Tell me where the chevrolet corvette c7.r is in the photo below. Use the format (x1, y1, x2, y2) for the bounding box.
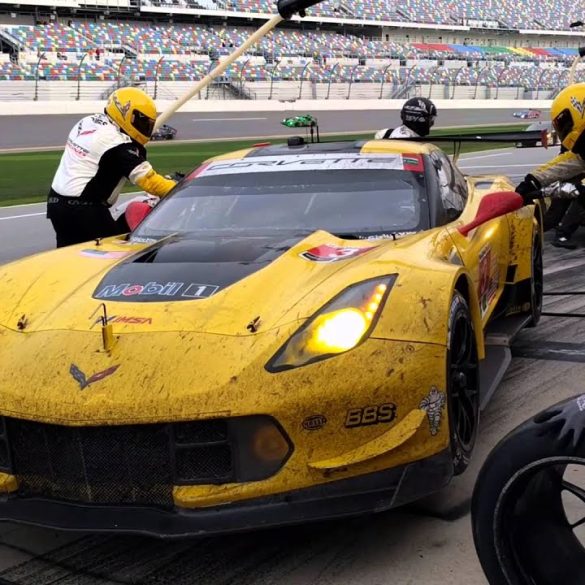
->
(0, 138, 542, 536)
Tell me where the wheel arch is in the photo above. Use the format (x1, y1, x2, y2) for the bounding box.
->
(454, 273, 485, 360)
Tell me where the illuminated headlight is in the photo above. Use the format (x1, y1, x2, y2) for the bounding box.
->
(267, 275, 397, 372)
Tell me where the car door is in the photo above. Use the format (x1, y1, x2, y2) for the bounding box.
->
(435, 152, 512, 323)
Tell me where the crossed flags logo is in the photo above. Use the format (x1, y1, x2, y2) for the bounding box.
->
(571, 95, 585, 118)
(69, 363, 119, 390)
(112, 94, 131, 118)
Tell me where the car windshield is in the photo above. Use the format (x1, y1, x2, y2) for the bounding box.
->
(527, 122, 550, 131)
(131, 153, 429, 241)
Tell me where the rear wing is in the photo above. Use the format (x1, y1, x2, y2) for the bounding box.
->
(387, 129, 549, 162)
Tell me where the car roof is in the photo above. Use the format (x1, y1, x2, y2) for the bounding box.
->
(207, 139, 439, 163)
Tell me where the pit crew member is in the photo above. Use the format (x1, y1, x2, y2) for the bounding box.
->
(516, 83, 585, 248)
(47, 87, 176, 247)
(375, 97, 437, 139)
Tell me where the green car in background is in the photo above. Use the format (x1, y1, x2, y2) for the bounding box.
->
(281, 114, 318, 128)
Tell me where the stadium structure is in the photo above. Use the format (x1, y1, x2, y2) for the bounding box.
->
(0, 0, 584, 101)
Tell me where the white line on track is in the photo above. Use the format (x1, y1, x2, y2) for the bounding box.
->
(460, 151, 513, 161)
(191, 117, 268, 122)
(0, 212, 45, 221)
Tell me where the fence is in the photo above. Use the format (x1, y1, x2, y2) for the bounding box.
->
(1, 61, 582, 101)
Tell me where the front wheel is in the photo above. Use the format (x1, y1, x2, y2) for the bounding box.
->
(527, 224, 543, 327)
(447, 292, 480, 475)
(472, 395, 585, 585)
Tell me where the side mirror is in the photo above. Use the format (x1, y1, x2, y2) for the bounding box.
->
(125, 201, 153, 231)
(458, 191, 523, 237)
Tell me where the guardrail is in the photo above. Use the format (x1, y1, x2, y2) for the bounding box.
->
(0, 97, 554, 116)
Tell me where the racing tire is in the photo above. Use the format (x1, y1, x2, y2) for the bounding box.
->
(526, 224, 543, 327)
(472, 395, 585, 585)
(447, 292, 480, 476)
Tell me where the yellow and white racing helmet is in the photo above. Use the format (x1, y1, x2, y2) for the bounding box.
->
(551, 83, 585, 151)
(105, 87, 157, 145)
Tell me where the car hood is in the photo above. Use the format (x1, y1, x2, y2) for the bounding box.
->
(0, 231, 423, 336)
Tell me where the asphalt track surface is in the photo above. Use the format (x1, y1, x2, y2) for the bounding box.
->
(0, 108, 533, 149)
(2, 146, 585, 584)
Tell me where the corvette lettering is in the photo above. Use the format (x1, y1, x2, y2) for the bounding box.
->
(66, 138, 90, 158)
(197, 153, 406, 177)
(95, 281, 219, 299)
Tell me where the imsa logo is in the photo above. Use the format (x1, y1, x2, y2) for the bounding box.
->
(345, 403, 397, 428)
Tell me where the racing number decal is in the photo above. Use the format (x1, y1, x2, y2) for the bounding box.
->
(478, 245, 498, 317)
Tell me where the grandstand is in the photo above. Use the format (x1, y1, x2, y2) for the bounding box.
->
(0, 0, 584, 100)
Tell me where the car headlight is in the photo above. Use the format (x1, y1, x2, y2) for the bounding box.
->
(267, 275, 397, 372)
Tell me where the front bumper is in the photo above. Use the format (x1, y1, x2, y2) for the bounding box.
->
(0, 449, 452, 537)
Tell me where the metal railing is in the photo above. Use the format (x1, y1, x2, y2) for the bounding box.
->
(1, 60, 575, 101)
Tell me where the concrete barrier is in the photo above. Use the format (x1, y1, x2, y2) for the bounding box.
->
(0, 98, 553, 116)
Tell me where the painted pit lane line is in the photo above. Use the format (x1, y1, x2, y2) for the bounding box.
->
(0, 212, 45, 221)
(512, 341, 585, 363)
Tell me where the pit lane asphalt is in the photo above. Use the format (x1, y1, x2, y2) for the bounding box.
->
(1, 145, 582, 585)
(0, 108, 533, 149)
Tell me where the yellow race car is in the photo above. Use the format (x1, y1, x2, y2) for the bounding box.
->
(0, 138, 542, 536)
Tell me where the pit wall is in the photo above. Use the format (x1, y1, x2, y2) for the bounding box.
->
(0, 98, 553, 116)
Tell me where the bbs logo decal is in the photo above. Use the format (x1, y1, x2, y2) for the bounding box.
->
(571, 96, 585, 118)
(345, 403, 397, 428)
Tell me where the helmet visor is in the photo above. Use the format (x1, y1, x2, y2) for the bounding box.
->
(132, 109, 155, 139)
(553, 108, 574, 143)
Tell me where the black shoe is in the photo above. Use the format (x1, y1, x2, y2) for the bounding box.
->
(552, 234, 577, 249)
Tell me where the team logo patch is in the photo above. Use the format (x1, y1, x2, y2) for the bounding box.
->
(419, 386, 446, 436)
(69, 363, 119, 390)
(112, 94, 131, 118)
(300, 244, 375, 263)
(571, 96, 585, 118)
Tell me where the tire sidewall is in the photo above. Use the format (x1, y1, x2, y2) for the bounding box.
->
(472, 396, 585, 585)
(528, 223, 543, 327)
(447, 292, 479, 475)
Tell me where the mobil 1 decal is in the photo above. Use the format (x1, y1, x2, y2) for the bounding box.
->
(94, 281, 219, 302)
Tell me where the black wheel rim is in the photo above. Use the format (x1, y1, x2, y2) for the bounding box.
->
(449, 312, 479, 451)
(494, 457, 585, 585)
(531, 235, 544, 318)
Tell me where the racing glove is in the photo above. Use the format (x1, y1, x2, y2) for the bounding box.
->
(515, 174, 542, 205)
(130, 162, 177, 198)
(165, 171, 186, 182)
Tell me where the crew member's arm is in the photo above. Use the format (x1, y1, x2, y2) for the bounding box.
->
(106, 142, 177, 199)
(517, 150, 585, 203)
(129, 161, 176, 198)
(532, 150, 585, 187)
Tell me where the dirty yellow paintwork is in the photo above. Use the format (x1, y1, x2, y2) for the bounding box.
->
(0, 473, 17, 493)
(0, 139, 539, 510)
(308, 409, 427, 470)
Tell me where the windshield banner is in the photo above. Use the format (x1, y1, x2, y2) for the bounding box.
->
(195, 153, 413, 177)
